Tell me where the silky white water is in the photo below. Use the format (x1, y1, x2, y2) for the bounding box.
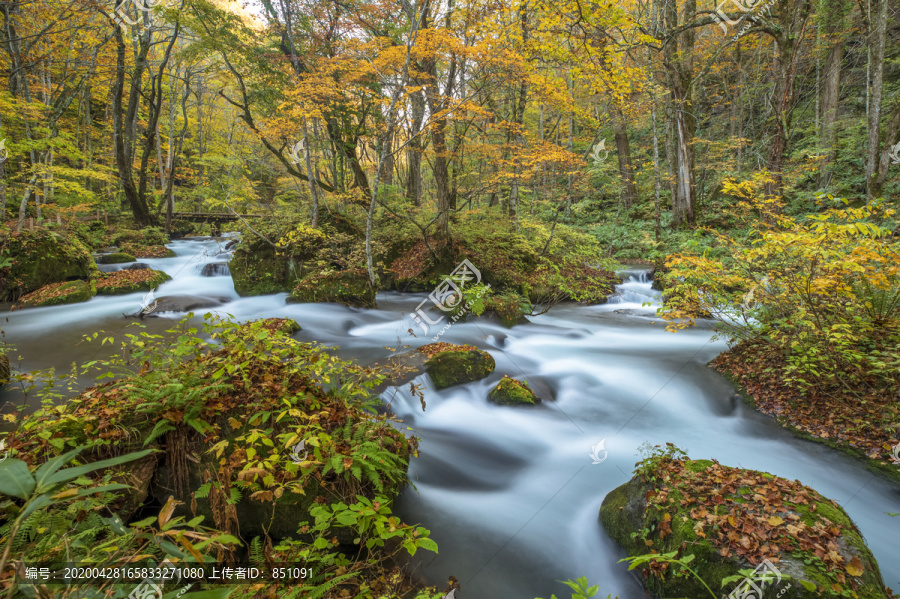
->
(2, 240, 897, 599)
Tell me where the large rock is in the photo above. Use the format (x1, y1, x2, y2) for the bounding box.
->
(288, 269, 376, 308)
(18, 280, 94, 307)
(95, 269, 171, 295)
(419, 343, 495, 389)
(488, 376, 539, 405)
(96, 252, 136, 264)
(200, 262, 231, 277)
(0, 229, 94, 301)
(230, 239, 292, 296)
(143, 294, 230, 314)
(600, 452, 892, 599)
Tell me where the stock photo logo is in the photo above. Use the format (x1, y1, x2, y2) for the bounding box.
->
(289, 438, 308, 464)
(126, 559, 188, 599)
(890, 442, 900, 465)
(589, 139, 610, 164)
(889, 140, 900, 166)
(741, 277, 768, 311)
(0, 438, 8, 463)
(409, 259, 490, 340)
(288, 139, 306, 166)
(725, 558, 790, 599)
(112, 0, 180, 31)
(711, 0, 775, 36)
(0, 138, 8, 164)
(589, 439, 608, 464)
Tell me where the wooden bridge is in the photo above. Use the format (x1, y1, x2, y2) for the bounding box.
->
(171, 212, 264, 223)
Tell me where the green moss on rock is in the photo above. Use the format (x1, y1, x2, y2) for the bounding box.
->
(230, 240, 292, 296)
(599, 453, 892, 599)
(96, 252, 136, 264)
(0, 229, 94, 300)
(18, 280, 94, 307)
(424, 348, 495, 389)
(288, 269, 375, 308)
(488, 376, 539, 405)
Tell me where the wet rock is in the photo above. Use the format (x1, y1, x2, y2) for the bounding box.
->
(420, 344, 496, 389)
(18, 280, 94, 307)
(125, 263, 152, 270)
(95, 269, 171, 295)
(488, 376, 540, 405)
(600, 455, 893, 599)
(288, 269, 376, 308)
(96, 252, 136, 264)
(145, 294, 230, 314)
(200, 262, 231, 277)
(224, 240, 239, 251)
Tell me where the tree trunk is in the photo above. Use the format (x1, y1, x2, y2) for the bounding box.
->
(818, 39, 842, 189)
(614, 109, 638, 209)
(865, 0, 889, 197)
(406, 87, 425, 206)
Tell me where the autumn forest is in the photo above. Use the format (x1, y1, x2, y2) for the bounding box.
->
(0, 0, 899, 596)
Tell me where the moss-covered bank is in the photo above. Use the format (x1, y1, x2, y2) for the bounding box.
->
(0, 228, 95, 301)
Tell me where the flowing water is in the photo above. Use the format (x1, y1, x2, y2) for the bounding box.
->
(1, 240, 898, 598)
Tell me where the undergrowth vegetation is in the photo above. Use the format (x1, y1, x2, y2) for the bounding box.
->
(0, 316, 442, 598)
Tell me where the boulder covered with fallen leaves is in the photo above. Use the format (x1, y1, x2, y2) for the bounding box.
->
(418, 343, 495, 389)
(17, 280, 94, 307)
(488, 376, 539, 405)
(94, 268, 171, 295)
(600, 446, 893, 599)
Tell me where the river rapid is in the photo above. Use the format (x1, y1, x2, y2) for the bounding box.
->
(1, 237, 898, 599)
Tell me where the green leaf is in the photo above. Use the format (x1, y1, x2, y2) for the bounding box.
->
(0, 459, 36, 500)
(799, 580, 817, 591)
(40, 449, 154, 490)
(415, 538, 438, 553)
(32, 447, 82, 489)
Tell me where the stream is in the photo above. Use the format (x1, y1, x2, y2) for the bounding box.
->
(1, 237, 898, 599)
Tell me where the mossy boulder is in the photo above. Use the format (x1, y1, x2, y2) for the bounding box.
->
(8, 320, 413, 544)
(600, 452, 892, 599)
(95, 269, 171, 295)
(121, 244, 176, 259)
(288, 269, 376, 308)
(18, 280, 94, 307)
(230, 239, 292, 296)
(110, 227, 169, 247)
(96, 252, 136, 264)
(418, 343, 495, 389)
(488, 376, 539, 405)
(0, 229, 95, 301)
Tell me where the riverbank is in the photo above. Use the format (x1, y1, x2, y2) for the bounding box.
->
(713, 341, 900, 487)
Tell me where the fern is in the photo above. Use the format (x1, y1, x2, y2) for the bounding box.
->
(144, 419, 176, 446)
(249, 536, 265, 565)
(305, 571, 356, 599)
